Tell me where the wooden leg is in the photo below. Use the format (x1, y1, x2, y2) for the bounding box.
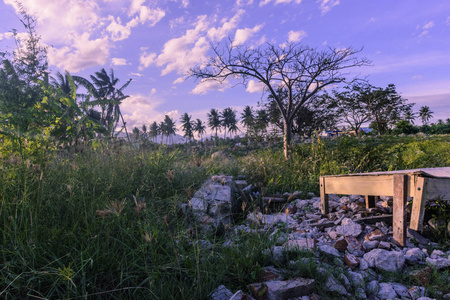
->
(320, 176, 329, 215)
(410, 177, 428, 231)
(393, 174, 408, 246)
(365, 195, 377, 209)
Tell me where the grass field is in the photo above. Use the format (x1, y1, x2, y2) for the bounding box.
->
(1, 135, 450, 299)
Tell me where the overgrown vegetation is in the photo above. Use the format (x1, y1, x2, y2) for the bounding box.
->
(1, 135, 450, 299)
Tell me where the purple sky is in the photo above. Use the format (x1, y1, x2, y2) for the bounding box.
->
(1, 0, 449, 133)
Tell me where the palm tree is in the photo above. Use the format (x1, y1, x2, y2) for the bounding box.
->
(404, 111, 416, 125)
(194, 119, 207, 140)
(74, 68, 132, 141)
(132, 126, 140, 140)
(255, 109, 269, 136)
(207, 108, 222, 138)
(141, 124, 147, 139)
(419, 106, 433, 125)
(163, 115, 177, 144)
(159, 121, 166, 144)
(241, 105, 255, 136)
(221, 107, 238, 138)
(180, 113, 194, 141)
(149, 121, 159, 143)
(52, 71, 73, 96)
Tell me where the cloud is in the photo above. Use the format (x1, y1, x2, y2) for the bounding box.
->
(418, 30, 429, 38)
(106, 16, 132, 41)
(236, 0, 254, 6)
(207, 10, 244, 42)
(446, 16, 450, 26)
(128, 0, 165, 26)
(191, 79, 231, 94)
(246, 80, 265, 93)
(141, 11, 244, 76)
(412, 75, 423, 80)
(317, 0, 340, 14)
(112, 57, 128, 66)
(48, 33, 110, 72)
(0, 32, 14, 41)
(288, 30, 307, 42)
(423, 21, 434, 29)
(369, 17, 376, 23)
(181, 0, 189, 8)
(260, 0, 302, 6)
(139, 52, 157, 70)
(232, 24, 263, 46)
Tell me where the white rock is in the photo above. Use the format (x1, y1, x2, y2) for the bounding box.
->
(348, 271, 365, 288)
(339, 196, 351, 204)
(430, 249, 446, 259)
(189, 198, 207, 212)
(318, 244, 341, 257)
(366, 280, 379, 296)
(324, 274, 348, 296)
(377, 283, 398, 300)
(363, 249, 405, 272)
(336, 218, 362, 237)
(405, 248, 427, 265)
(391, 283, 409, 298)
(426, 257, 450, 269)
(363, 240, 380, 251)
(208, 285, 234, 300)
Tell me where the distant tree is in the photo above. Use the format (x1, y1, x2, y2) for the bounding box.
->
(404, 111, 416, 124)
(419, 106, 433, 125)
(141, 123, 147, 139)
(159, 121, 166, 144)
(241, 106, 255, 136)
(132, 127, 140, 140)
(221, 107, 238, 138)
(149, 121, 159, 143)
(254, 109, 269, 136)
(190, 41, 369, 159)
(194, 118, 206, 140)
(180, 113, 194, 140)
(163, 115, 177, 144)
(207, 108, 222, 138)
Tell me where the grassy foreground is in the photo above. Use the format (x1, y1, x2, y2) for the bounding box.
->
(1, 135, 450, 299)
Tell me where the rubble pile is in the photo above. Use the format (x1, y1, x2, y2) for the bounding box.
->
(181, 176, 450, 300)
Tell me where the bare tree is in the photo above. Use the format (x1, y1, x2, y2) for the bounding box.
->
(190, 41, 369, 159)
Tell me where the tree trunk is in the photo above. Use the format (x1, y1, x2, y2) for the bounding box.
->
(283, 119, 292, 160)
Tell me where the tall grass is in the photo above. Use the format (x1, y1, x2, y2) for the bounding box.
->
(1, 135, 450, 298)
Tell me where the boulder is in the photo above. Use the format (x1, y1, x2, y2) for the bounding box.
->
(336, 218, 362, 237)
(377, 283, 398, 300)
(363, 249, 405, 272)
(208, 285, 234, 300)
(249, 278, 315, 300)
(405, 248, 427, 265)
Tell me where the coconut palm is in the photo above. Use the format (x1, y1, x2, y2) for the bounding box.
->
(163, 115, 177, 144)
(194, 119, 207, 140)
(241, 105, 255, 136)
(74, 68, 132, 141)
(149, 121, 159, 143)
(141, 124, 147, 139)
(419, 106, 433, 125)
(180, 113, 194, 141)
(221, 107, 238, 138)
(207, 108, 222, 138)
(404, 111, 416, 125)
(132, 127, 140, 140)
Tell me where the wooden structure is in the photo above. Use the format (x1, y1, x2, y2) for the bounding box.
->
(319, 168, 450, 246)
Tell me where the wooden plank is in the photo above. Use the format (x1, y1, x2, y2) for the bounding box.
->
(393, 174, 408, 246)
(320, 176, 329, 215)
(365, 195, 377, 209)
(410, 177, 427, 231)
(424, 178, 450, 201)
(354, 214, 392, 225)
(324, 175, 394, 196)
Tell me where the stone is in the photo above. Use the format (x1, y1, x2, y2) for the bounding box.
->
(363, 240, 380, 251)
(405, 248, 427, 265)
(229, 290, 255, 300)
(365, 229, 387, 241)
(339, 196, 351, 204)
(391, 283, 410, 298)
(378, 241, 391, 250)
(189, 198, 207, 212)
(428, 217, 446, 230)
(409, 286, 426, 300)
(318, 244, 341, 258)
(334, 238, 348, 252)
(323, 274, 348, 296)
(366, 280, 379, 296)
(377, 283, 398, 300)
(363, 249, 405, 272)
(430, 249, 446, 259)
(345, 235, 364, 256)
(337, 273, 350, 287)
(359, 257, 369, 270)
(295, 200, 310, 210)
(208, 285, 234, 300)
(283, 239, 316, 251)
(407, 228, 430, 245)
(347, 271, 365, 288)
(416, 297, 436, 300)
(336, 218, 362, 237)
(344, 253, 360, 268)
(426, 257, 450, 269)
(355, 287, 367, 299)
(249, 278, 315, 300)
(235, 180, 248, 189)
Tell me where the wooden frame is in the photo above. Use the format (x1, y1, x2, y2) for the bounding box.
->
(319, 168, 450, 246)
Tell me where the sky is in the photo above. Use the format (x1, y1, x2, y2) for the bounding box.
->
(1, 0, 449, 134)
